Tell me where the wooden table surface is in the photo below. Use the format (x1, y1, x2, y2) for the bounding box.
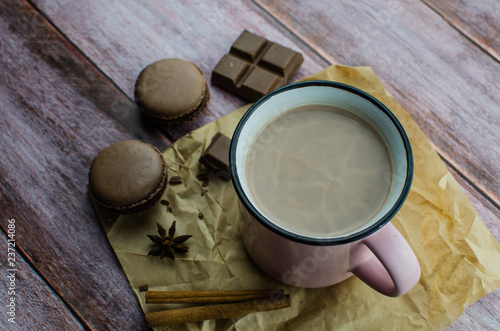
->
(1, 0, 498, 329)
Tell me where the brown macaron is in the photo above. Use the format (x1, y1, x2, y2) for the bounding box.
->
(134, 58, 209, 125)
(89, 140, 168, 214)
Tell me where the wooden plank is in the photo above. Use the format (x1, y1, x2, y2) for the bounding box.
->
(447, 168, 500, 329)
(29, 0, 326, 140)
(0, 233, 85, 330)
(0, 0, 170, 329)
(252, 0, 500, 221)
(17, 0, 499, 329)
(423, 0, 499, 61)
(448, 289, 500, 330)
(449, 165, 499, 242)
(1, 0, 321, 329)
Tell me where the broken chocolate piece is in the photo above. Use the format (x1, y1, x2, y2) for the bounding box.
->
(211, 30, 303, 102)
(198, 212, 204, 220)
(169, 176, 183, 185)
(197, 170, 210, 187)
(199, 132, 232, 181)
(160, 199, 173, 213)
(196, 171, 209, 180)
(139, 284, 149, 292)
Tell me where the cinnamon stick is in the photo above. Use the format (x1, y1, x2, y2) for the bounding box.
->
(145, 289, 283, 304)
(145, 294, 291, 327)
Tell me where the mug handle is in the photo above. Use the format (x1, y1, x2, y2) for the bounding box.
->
(349, 222, 420, 297)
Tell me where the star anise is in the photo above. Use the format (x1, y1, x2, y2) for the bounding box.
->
(147, 221, 191, 259)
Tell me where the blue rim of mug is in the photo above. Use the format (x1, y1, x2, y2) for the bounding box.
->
(229, 80, 414, 245)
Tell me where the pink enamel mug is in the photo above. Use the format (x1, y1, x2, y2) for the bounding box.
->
(229, 81, 420, 297)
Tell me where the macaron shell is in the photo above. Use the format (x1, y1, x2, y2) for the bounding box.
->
(160, 82, 210, 126)
(89, 140, 167, 212)
(134, 58, 207, 121)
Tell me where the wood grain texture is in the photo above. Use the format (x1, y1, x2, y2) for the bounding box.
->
(449, 165, 500, 242)
(423, 0, 500, 60)
(0, 0, 322, 329)
(29, 0, 326, 140)
(254, 0, 500, 211)
(0, 234, 85, 330)
(0, 0, 497, 330)
(448, 167, 500, 329)
(0, 0, 168, 329)
(448, 288, 500, 331)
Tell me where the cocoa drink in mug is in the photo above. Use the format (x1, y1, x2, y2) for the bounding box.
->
(230, 81, 420, 296)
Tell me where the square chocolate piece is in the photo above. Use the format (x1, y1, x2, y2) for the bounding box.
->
(211, 54, 250, 95)
(241, 67, 283, 102)
(199, 132, 232, 181)
(231, 32, 268, 62)
(260, 43, 300, 76)
(212, 30, 304, 102)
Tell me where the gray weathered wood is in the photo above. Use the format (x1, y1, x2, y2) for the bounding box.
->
(0, 0, 168, 329)
(0, 0, 497, 329)
(0, 234, 85, 330)
(29, 0, 326, 139)
(423, 0, 499, 60)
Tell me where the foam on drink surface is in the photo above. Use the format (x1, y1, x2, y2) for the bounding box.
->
(246, 105, 392, 238)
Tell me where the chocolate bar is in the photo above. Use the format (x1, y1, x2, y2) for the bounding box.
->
(211, 31, 304, 102)
(199, 132, 232, 181)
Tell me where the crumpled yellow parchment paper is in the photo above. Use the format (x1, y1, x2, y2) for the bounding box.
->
(91, 65, 500, 330)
